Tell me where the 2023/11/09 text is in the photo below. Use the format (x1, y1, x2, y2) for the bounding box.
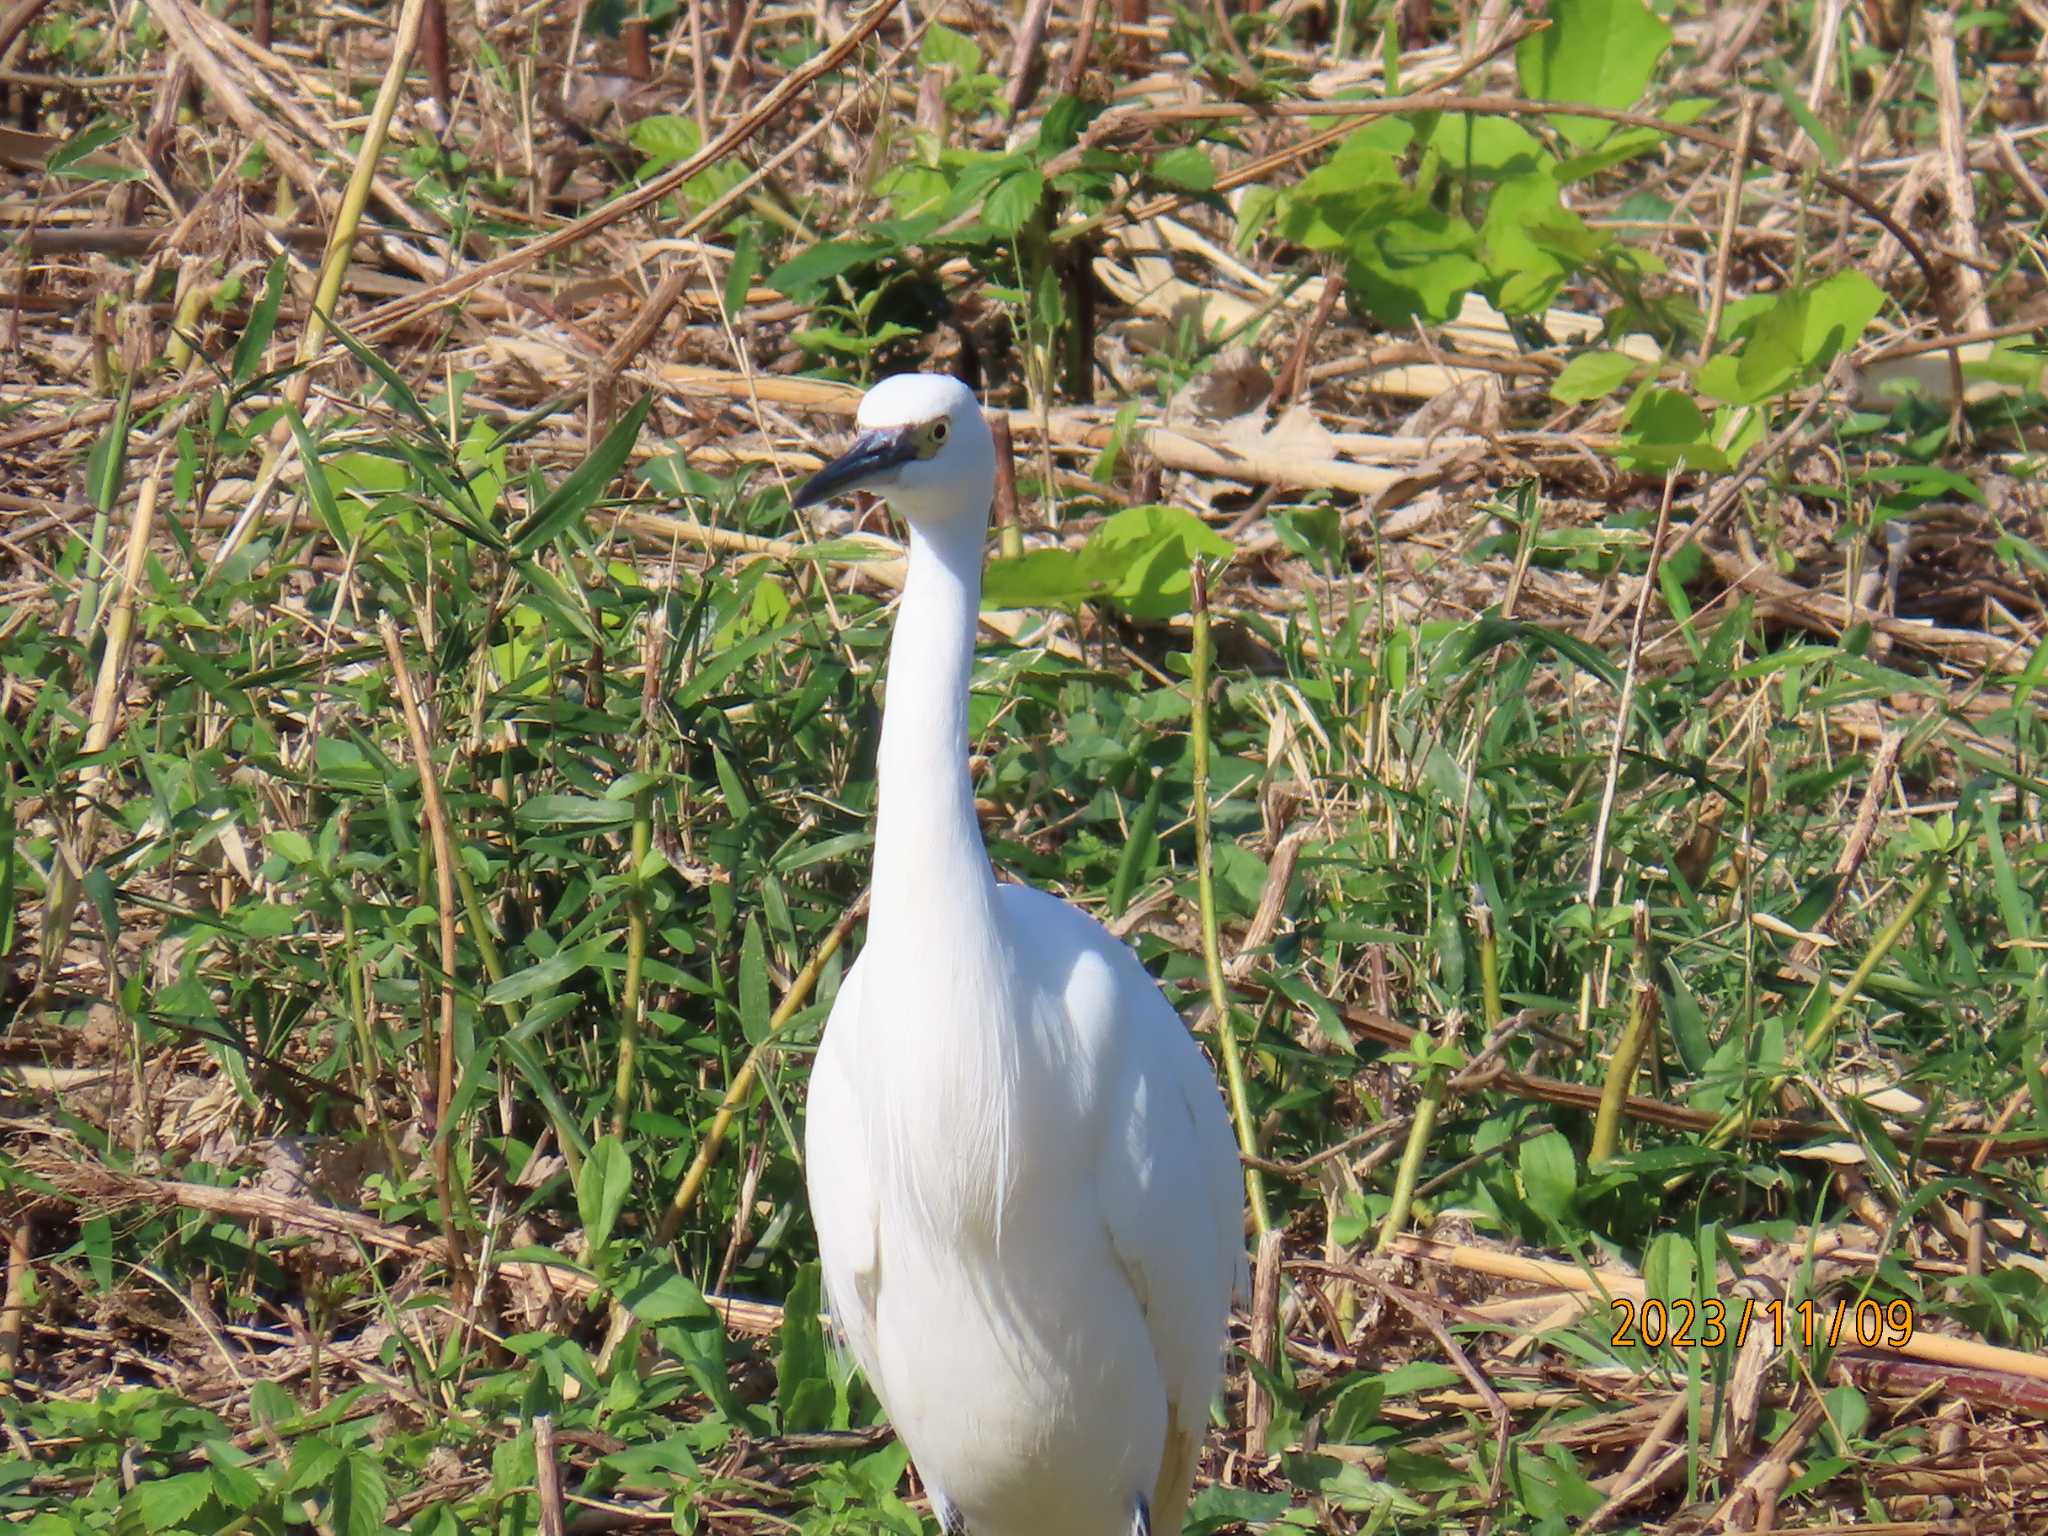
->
(1610, 1295, 1918, 1351)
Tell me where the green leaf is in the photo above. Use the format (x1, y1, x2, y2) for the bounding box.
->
(234, 256, 289, 388)
(48, 117, 144, 181)
(1422, 114, 1545, 178)
(1342, 207, 1487, 326)
(1516, 0, 1672, 144)
(1518, 1131, 1577, 1224)
(286, 1435, 345, 1494)
(766, 239, 889, 303)
(513, 794, 636, 827)
(1617, 386, 1726, 471)
(1728, 271, 1885, 403)
(87, 378, 132, 516)
(1149, 147, 1217, 192)
(328, 1454, 388, 1536)
(630, 114, 701, 171)
(777, 1264, 831, 1431)
(578, 1135, 632, 1254)
(984, 170, 1046, 236)
(920, 21, 981, 73)
(619, 1259, 714, 1324)
(739, 916, 771, 1044)
(984, 505, 1232, 618)
(283, 403, 345, 546)
(485, 944, 597, 1005)
(723, 225, 761, 320)
(1552, 350, 1644, 403)
(127, 1472, 213, 1531)
(509, 393, 652, 553)
(1642, 1231, 1697, 1310)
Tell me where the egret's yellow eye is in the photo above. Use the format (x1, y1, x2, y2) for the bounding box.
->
(932, 420, 949, 443)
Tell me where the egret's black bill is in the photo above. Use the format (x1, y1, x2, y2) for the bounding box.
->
(793, 427, 918, 509)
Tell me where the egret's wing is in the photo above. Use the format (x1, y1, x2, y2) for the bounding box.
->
(1000, 885, 1242, 1523)
(1088, 953, 1244, 1536)
(804, 958, 884, 1384)
(1092, 978, 1244, 1400)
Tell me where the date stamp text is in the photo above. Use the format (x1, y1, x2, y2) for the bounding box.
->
(1610, 1296, 1918, 1351)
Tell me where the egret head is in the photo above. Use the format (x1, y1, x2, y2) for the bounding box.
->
(793, 373, 994, 533)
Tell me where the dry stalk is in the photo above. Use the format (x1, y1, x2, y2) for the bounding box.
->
(377, 618, 470, 1303)
(534, 1414, 567, 1536)
(1700, 98, 1758, 364)
(1577, 471, 1679, 1038)
(0, 1214, 30, 1392)
(1243, 1227, 1284, 1460)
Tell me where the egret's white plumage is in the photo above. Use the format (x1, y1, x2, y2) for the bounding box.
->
(798, 374, 1245, 1536)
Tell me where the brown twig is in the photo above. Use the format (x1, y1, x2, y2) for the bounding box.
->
(589, 265, 691, 449)
(1004, 0, 1053, 115)
(1244, 1228, 1284, 1460)
(535, 1414, 568, 1536)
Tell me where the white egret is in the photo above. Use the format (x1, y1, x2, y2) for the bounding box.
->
(797, 374, 1246, 1536)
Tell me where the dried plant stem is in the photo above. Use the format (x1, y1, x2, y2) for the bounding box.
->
(1577, 471, 1678, 1035)
(1699, 98, 1757, 364)
(349, 0, 903, 342)
(1190, 562, 1272, 1237)
(535, 1414, 567, 1536)
(34, 441, 151, 1011)
(990, 414, 1023, 561)
(377, 619, 470, 1299)
(1243, 1227, 1284, 1459)
(0, 1213, 28, 1391)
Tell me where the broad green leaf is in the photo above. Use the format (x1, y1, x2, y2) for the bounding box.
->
(234, 256, 289, 388)
(767, 239, 889, 303)
(286, 1435, 345, 1494)
(1642, 1231, 1697, 1311)
(1552, 350, 1644, 403)
(514, 793, 636, 827)
(328, 1454, 388, 1536)
(920, 21, 981, 72)
(578, 1135, 632, 1253)
(619, 1259, 715, 1323)
(739, 916, 771, 1044)
(1617, 387, 1726, 471)
(1516, 0, 1672, 144)
(126, 1472, 213, 1531)
(1149, 147, 1217, 192)
(485, 944, 597, 1006)
(630, 113, 701, 170)
(1342, 207, 1486, 326)
(984, 504, 1231, 618)
(984, 170, 1046, 236)
(1423, 114, 1545, 177)
(777, 1264, 831, 1432)
(1518, 1131, 1577, 1223)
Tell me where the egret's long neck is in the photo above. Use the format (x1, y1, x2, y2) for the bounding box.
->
(870, 512, 997, 942)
